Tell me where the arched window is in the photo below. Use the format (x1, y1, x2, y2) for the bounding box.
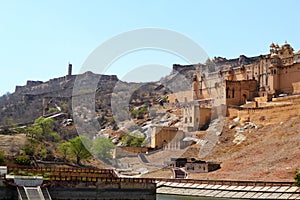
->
(242, 94, 247, 103)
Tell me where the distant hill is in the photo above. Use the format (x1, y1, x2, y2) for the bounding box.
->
(0, 72, 117, 125)
(0, 65, 197, 126)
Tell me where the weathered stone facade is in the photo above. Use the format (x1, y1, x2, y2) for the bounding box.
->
(182, 100, 212, 131)
(174, 42, 300, 131)
(185, 160, 221, 173)
(226, 80, 258, 106)
(150, 126, 189, 149)
(219, 42, 300, 98)
(168, 158, 221, 173)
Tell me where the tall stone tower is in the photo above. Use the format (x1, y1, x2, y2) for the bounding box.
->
(268, 44, 281, 94)
(66, 63, 72, 80)
(68, 63, 72, 76)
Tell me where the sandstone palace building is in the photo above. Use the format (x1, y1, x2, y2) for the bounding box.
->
(219, 41, 300, 102)
(169, 42, 300, 131)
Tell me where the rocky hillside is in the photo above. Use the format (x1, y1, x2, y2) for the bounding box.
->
(143, 100, 300, 181)
(0, 72, 118, 125)
(0, 72, 174, 127)
(197, 102, 300, 181)
(0, 61, 201, 127)
(1, 64, 300, 182)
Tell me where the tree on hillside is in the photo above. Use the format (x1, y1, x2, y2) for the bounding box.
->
(27, 117, 60, 142)
(15, 154, 31, 165)
(26, 126, 43, 140)
(34, 117, 54, 135)
(23, 144, 35, 156)
(57, 141, 70, 161)
(0, 150, 6, 164)
(68, 136, 92, 165)
(294, 172, 300, 187)
(60, 102, 69, 112)
(121, 133, 146, 147)
(93, 137, 114, 163)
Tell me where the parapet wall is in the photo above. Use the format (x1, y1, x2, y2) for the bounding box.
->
(172, 64, 196, 72)
(0, 184, 156, 200)
(49, 186, 156, 200)
(227, 102, 296, 121)
(26, 80, 43, 86)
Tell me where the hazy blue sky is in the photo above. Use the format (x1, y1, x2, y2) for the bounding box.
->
(1, 0, 300, 95)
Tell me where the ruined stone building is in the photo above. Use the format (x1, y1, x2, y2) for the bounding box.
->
(168, 158, 221, 173)
(150, 126, 191, 149)
(182, 98, 212, 132)
(184, 160, 220, 173)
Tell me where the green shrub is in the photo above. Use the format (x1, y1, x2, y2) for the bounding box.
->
(131, 106, 148, 119)
(15, 155, 31, 165)
(295, 172, 300, 187)
(14, 127, 25, 133)
(93, 137, 114, 162)
(18, 170, 27, 176)
(40, 149, 47, 158)
(0, 150, 5, 164)
(161, 95, 168, 102)
(43, 172, 51, 180)
(23, 145, 35, 156)
(27, 172, 34, 176)
(47, 107, 59, 114)
(61, 102, 69, 111)
(121, 133, 145, 147)
(46, 132, 60, 142)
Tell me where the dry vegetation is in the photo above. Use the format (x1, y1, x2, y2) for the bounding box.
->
(144, 102, 300, 182)
(1, 97, 300, 182)
(201, 103, 300, 181)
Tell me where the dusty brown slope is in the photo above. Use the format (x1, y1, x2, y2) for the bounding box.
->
(143, 102, 300, 181)
(190, 103, 300, 181)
